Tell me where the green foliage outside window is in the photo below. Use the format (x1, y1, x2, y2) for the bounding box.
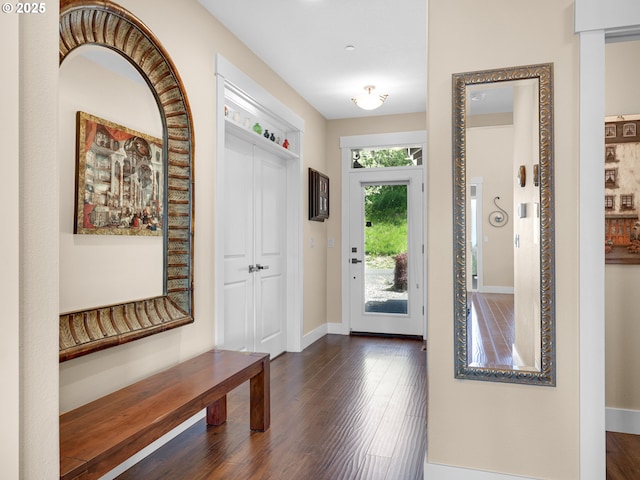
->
(362, 149, 411, 258)
(357, 148, 414, 169)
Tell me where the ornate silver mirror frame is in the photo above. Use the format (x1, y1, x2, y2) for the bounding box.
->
(59, 0, 194, 361)
(452, 63, 555, 385)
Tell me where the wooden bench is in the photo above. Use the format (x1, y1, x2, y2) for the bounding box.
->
(59, 349, 270, 480)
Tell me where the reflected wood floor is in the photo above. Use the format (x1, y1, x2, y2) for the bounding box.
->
(467, 292, 514, 368)
(116, 335, 426, 480)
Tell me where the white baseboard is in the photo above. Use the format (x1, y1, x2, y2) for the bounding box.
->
(425, 460, 536, 479)
(328, 321, 349, 335)
(606, 407, 640, 435)
(301, 322, 349, 350)
(512, 344, 524, 369)
(301, 323, 328, 350)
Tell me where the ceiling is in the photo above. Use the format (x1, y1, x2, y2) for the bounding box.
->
(198, 0, 426, 120)
(468, 84, 515, 116)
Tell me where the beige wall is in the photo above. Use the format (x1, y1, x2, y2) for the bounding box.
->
(427, 0, 580, 478)
(1, 11, 20, 478)
(59, 0, 328, 411)
(5, 5, 61, 478)
(605, 39, 640, 410)
(324, 113, 427, 327)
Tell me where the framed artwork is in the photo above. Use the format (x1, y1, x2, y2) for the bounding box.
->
(604, 115, 640, 263)
(309, 168, 329, 221)
(75, 111, 163, 236)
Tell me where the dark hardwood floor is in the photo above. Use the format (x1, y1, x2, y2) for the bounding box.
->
(607, 431, 640, 479)
(117, 334, 426, 480)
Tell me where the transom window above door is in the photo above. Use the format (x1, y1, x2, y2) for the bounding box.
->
(351, 146, 423, 169)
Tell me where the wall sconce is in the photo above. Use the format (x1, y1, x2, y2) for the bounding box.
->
(351, 85, 388, 110)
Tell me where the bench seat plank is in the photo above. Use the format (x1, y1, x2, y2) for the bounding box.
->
(60, 350, 269, 480)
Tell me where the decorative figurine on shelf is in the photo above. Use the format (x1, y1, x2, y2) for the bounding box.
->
(263, 129, 270, 138)
(253, 123, 262, 134)
(282, 138, 290, 149)
(270, 132, 275, 142)
(276, 137, 281, 145)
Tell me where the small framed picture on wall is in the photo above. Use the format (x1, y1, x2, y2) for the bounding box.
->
(309, 168, 329, 221)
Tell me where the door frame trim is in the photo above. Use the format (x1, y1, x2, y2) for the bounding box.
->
(215, 55, 304, 353)
(339, 131, 427, 337)
(469, 177, 484, 293)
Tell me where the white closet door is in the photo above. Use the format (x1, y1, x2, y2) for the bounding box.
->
(223, 133, 255, 351)
(254, 147, 287, 357)
(223, 133, 287, 358)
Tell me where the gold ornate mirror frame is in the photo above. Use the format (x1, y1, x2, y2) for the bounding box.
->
(452, 63, 555, 385)
(59, 0, 195, 361)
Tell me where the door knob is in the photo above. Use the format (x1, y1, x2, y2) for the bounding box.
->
(351, 258, 363, 264)
(249, 264, 269, 273)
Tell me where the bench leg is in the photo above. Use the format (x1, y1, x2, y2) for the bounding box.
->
(206, 396, 227, 426)
(250, 356, 270, 431)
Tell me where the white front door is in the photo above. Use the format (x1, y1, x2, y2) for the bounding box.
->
(222, 132, 287, 358)
(348, 167, 424, 336)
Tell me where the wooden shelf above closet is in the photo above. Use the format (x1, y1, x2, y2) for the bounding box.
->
(225, 118, 299, 161)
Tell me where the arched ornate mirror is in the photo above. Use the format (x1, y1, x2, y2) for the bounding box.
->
(59, 0, 194, 362)
(452, 63, 555, 385)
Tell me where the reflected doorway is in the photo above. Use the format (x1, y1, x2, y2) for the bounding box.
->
(469, 178, 484, 292)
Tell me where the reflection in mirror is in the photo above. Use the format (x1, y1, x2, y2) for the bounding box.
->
(59, 0, 194, 362)
(59, 46, 164, 312)
(453, 64, 555, 385)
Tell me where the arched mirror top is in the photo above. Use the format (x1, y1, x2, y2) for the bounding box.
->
(452, 63, 555, 385)
(59, 0, 194, 362)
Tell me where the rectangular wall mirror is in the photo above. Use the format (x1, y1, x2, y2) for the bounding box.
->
(452, 63, 556, 385)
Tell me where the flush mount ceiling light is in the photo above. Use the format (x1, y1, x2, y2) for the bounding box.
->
(351, 85, 388, 111)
